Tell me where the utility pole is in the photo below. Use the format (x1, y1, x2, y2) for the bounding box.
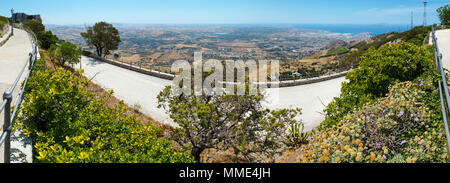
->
(10, 9, 14, 36)
(423, 1, 427, 27)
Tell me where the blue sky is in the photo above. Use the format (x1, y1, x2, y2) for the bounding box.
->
(1, 0, 448, 25)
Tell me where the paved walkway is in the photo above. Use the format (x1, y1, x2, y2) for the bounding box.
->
(0, 28, 32, 95)
(0, 28, 33, 163)
(435, 29, 450, 70)
(78, 56, 344, 131)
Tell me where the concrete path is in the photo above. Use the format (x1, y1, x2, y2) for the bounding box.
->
(77, 57, 174, 126)
(78, 56, 344, 131)
(0, 28, 33, 163)
(263, 77, 345, 131)
(0, 28, 32, 96)
(435, 29, 450, 70)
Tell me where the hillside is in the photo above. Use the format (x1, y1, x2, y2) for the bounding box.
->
(279, 26, 434, 81)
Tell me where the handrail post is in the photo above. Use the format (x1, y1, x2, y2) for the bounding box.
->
(28, 53, 33, 70)
(2, 91, 12, 163)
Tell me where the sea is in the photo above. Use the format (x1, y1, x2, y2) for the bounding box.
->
(290, 24, 410, 36)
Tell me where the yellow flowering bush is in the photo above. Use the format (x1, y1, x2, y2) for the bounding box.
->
(18, 58, 194, 163)
(298, 71, 449, 163)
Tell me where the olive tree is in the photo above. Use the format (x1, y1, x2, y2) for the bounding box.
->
(158, 85, 302, 162)
(48, 42, 81, 67)
(80, 22, 121, 58)
(437, 5, 450, 26)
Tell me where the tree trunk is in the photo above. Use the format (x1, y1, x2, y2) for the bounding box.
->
(96, 47, 102, 58)
(191, 147, 204, 163)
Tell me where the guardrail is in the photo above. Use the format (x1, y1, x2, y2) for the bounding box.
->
(0, 28, 37, 163)
(431, 26, 450, 152)
(84, 54, 350, 88)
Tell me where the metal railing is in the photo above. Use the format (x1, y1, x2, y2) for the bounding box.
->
(431, 26, 450, 152)
(0, 28, 37, 163)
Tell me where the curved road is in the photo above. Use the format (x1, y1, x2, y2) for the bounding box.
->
(78, 56, 345, 131)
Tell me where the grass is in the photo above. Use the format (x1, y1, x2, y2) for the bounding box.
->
(325, 48, 350, 57)
(0, 20, 6, 31)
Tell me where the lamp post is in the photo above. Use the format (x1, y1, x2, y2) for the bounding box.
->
(10, 9, 14, 36)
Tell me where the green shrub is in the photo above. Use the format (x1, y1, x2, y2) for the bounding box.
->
(299, 72, 449, 163)
(36, 31, 59, 50)
(0, 16, 9, 30)
(0, 21, 5, 30)
(0, 16, 9, 25)
(322, 42, 434, 128)
(48, 41, 80, 66)
(82, 50, 93, 56)
(23, 19, 45, 34)
(19, 64, 194, 163)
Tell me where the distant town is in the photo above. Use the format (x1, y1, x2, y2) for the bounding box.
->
(47, 24, 370, 71)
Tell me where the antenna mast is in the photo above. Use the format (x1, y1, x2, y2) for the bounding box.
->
(423, 1, 427, 27)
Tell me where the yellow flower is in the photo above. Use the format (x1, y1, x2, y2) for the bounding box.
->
(370, 153, 376, 161)
(335, 157, 341, 163)
(355, 156, 361, 162)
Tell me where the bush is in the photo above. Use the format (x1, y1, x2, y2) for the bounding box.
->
(322, 42, 434, 128)
(158, 84, 302, 162)
(0, 21, 5, 30)
(23, 19, 45, 34)
(298, 72, 449, 163)
(82, 50, 93, 56)
(18, 61, 194, 163)
(0, 16, 9, 30)
(0, 16, 9, 25)
(48, 41, 81, 66)
(36, 31, 59, 50)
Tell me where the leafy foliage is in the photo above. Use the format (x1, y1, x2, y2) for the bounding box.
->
(157, 85, 302, 162)
(36, 31, 59, 50)
(80, 22, 121, 58)
(0, 21, 5, 30)
(337, 26, 432, 69)
(322, 42, 434, 128)
(48, 41, 81, 66)
(437, 5, 450, 25)
(286, 123, 309, 148)
(18, 59, 194, 163)
(299, 72, 449, 163)
(23, 19, 45, 34)
(0, 16, 9, 25)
